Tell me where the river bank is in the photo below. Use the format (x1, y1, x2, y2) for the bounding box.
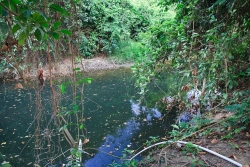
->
(24, 57, 134, 79)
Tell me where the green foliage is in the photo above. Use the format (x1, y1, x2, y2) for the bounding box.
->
(67, 148, 82, 167)
(0, 0, 72, 46)
(133, 0, 250, 97)
(181, 142, 200, 156)
(79, 33, 99, 58)
(108, 159, 138, 167)
(222, 92, 250, 139)
(77, 0, 169, 57)
(0, 22, 8, 35)
(110, 40, 148, 63)
(145, 136, 160, 146)
(190, 158, 205, 167)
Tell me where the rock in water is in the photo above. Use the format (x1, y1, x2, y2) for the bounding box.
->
(14, 83, 23, 89)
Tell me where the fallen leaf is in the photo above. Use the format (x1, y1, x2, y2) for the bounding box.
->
(216, 163, 222, 167)
(198, 152, 206, 155)
(195, 141, 202, 145)
(186, 153, 192, 156)
(229, 154, 238, 160)
(246, 132, 250, 137)
(231, 154, 238, 160)
(211, 139, 218, 144)
(176, 143, 182, 148)
(83, 139, 89, 144)
(243, 165, 249, 167)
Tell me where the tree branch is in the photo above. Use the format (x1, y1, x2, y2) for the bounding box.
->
(0, 2, 19, 16)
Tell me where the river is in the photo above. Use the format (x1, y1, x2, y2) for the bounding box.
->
(0, 68, 176, 167)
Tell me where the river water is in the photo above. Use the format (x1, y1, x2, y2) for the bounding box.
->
(0, 68, 176, 167)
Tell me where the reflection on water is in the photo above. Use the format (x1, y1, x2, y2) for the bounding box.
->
(0, 68, 176, 167)
(84, 100, 164, 166)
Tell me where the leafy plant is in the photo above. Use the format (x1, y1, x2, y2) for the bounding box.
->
(181, 142, 200, 156)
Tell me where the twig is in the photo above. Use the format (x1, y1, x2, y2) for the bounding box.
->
(0, 2, 19, 16)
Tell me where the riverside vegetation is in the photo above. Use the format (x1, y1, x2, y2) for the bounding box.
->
(0, 0, 250, 166)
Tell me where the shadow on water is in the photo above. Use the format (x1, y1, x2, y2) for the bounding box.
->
(0, 68, 177, 167)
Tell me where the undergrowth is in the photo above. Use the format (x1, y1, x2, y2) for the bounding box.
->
(109, 40, 148, 63)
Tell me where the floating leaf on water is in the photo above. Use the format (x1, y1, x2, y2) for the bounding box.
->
(0, 129, 3, 132)
(127, 144, 131, 148)
(2, 161, 10, 165)
(21, 141, 25, 144)
(83, 139, 89, 144)
(27, 162, 32, 165)
(14, 155, 19, 157)
(1, 142, 6, 145)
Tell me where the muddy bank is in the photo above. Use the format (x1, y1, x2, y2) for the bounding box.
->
(2, 57, 133, 80)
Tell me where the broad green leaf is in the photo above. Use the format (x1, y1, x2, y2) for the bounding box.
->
(12, 24, 21, 34)
(58, 84, 66, 94)
(79, 124, 84, 129)
(51, 32, 59, 40)
(60, 29, 72, 36)
(0, 22, 9, 35)
(18, 31, 28, 46)
(39, 22, 49, 28)
(52, 21, 61, 30)
(75, 78, 92, 85)
(73, 104, 79, 111)
(49, 4, 69, 15)
(86, 78, 91, 84)
(10, 0, 21, 4)
(171, 124, 179, 129)
(31, 12, 47, 25)
(1, 8, 8, 16)
(73, 67, 81, 71)
(34, 28, 42, 41)
(23, 10, 31, 18)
